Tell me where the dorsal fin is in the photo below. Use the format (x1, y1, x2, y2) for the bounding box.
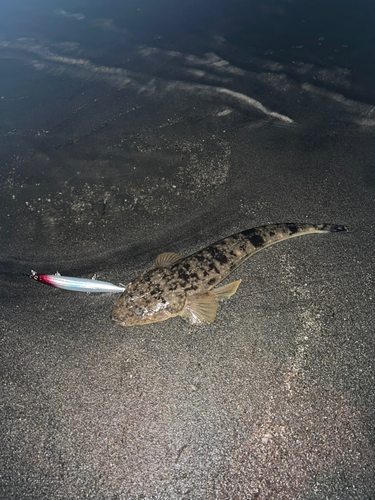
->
(154, 252, 184, 268)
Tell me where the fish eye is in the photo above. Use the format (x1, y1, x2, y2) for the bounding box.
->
(134, 307, 144, 317)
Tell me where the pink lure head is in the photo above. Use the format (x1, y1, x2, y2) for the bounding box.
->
(29, 272, 56, 287)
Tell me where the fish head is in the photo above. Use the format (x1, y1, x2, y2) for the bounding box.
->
(110, 271, 186, 327)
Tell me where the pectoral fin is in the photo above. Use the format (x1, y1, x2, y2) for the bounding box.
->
(180, 280, 241, 324)
(211, 279, 242, 300)
(154, 252, 184, 268)
(180, 293, 219, 324)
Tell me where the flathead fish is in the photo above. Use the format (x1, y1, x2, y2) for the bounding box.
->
(111, 223, 347, 327)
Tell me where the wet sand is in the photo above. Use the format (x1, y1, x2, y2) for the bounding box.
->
(1, 15, 374, 500)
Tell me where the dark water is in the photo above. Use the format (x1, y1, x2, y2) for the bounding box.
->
(1, 1, 374, 499)
(1, 0, 374, 261)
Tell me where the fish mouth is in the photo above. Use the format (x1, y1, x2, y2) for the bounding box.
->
(110, 311, 126, 327)
(111, 310, 137, 327)
(111, 317, 127, 327)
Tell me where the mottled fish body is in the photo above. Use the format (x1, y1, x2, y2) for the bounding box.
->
(111, 223, 347, 327)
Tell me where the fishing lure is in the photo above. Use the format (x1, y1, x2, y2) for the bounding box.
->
(29, 271, 126, 293)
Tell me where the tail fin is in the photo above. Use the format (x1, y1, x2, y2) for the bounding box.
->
(324, 225, 348, 233)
